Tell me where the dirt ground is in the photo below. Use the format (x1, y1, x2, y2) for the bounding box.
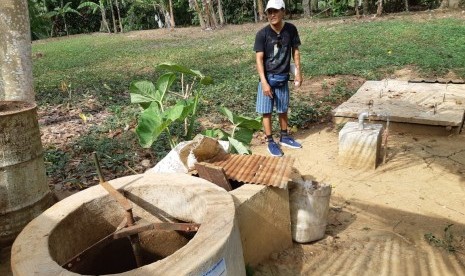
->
(250, 121, 465, 275)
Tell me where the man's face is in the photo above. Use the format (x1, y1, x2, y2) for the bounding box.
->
(266, 8, 284, 25)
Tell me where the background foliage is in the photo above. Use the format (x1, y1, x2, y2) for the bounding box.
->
(27, 0, 445, 40)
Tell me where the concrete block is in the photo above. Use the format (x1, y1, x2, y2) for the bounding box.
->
(230, 184, 292, 266)
(339, 122, 384, 170)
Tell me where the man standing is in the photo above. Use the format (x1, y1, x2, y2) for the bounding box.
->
(254, 0, 303, 157)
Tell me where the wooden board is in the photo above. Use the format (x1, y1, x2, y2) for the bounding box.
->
(195, 162, 232, 191)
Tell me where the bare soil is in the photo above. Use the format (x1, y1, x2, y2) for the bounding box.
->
(249, 68, 465, 275)
(251, 122, 465, 275)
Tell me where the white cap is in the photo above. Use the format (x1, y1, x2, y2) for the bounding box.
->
(265, 0, 285, 12)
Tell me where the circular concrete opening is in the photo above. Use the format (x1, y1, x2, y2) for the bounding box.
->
(12, 173, 246, 275)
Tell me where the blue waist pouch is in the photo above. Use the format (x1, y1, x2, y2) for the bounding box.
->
(267, 73, 289, 88)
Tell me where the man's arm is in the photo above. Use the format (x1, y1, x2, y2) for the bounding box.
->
(256, 51, 273, 98)
(292, 47, 302, 88)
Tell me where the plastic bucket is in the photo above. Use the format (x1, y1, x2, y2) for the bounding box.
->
(289, 180, 332, 243)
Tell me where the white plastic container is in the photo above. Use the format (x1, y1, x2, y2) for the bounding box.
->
(289, 180, 332, 243)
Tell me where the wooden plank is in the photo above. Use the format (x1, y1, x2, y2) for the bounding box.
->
(195, 162, 232, 191)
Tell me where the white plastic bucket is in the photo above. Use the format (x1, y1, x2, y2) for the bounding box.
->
(289, 180, 332, 243)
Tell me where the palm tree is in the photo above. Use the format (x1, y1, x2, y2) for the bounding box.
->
(78, 0, 111, 33)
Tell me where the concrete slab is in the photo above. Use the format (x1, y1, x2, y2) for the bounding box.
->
(230, 184, 292, 266)
(333, 80, 465, 134)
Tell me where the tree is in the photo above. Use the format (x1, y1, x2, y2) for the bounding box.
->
(257, 0, 265, 21)
(114, 0, 123, 32)
(108, 0, 118, 32)
(78, 0, 111, 33)
(189, 0, 206, 29)
(168, 0, 175, 28)
(44, 0, 80, 36)
(439, 0, 461, 8)
(0, 0, 35, 102)
(303, 0, 310, 17)
(217, 0, 225, 26)
(376, 0, 383, 16)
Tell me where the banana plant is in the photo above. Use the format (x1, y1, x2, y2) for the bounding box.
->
(204, 106, 262, 154)
(130, 63, 213, 149)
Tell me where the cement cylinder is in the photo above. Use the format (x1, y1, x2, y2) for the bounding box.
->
(0, 101, 53, 246)
(289, 180, 332, 243)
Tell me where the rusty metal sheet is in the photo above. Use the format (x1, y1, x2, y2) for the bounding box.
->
(207, 154, 294, 189)
(409, 78, 465, 84)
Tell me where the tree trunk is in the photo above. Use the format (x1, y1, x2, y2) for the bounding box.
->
(168, 0, 175, 28)
(376, 0, 383, 16)
(363, 0, 369, 15)
(0, 0, 35, 102)
(257, 0, 265, 21)
(310, 0, 318, 11)
(100, 0, 111, 33)
(217, 0, 225, 26)
(208, 0, 218, 29)
(108, 0, 117, 33)
(114, 0, 123, 32)
(191, 0, 206, 29)
(303, 0, 310, 17)
(404, 0, 409, 11)
(60, 0, 68, 35)
(202, 0, 211, 28)
(253, 0, 258, 23)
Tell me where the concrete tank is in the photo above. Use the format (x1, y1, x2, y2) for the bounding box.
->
(0, 101, 53, 246)
(11, 173, 245, 275)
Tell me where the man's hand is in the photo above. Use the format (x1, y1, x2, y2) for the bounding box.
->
(262, 82, 273, 98)
(294, 71, 302, 88)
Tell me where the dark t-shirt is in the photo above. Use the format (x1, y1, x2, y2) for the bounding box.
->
(254, 22, 301, 75)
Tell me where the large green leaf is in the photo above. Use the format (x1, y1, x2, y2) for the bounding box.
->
(236, 116, 262, 130)
(219, 106, 261, 130)
(233, 128, 254, 145)
(228, 136, 250, 155)
(135, 103, 169, 148)
(203, 129, 229, 140)
(77, 1, 99, 13)
(154, 73, 176, 102)
(129, 80, 157, 106)
(219, 106, 236, 124)
(163, 100, 194, 122)
(156, 63, 213, 85)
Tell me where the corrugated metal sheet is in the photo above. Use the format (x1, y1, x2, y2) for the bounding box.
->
(409, 78, 465, 84)
(207, 154, 295, 189)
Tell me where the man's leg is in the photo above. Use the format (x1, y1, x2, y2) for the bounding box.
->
(275, 85, 302, 149)
(256, 83, 283, 156)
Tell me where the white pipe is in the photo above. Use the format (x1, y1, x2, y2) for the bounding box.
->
(358, 112, 369, 130)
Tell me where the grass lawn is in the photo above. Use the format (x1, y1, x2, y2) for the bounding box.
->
(32, 12, 465, 188)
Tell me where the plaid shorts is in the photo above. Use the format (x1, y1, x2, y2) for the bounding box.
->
(256, 82, 290, 114)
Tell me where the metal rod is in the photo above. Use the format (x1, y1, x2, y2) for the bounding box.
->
(92, 152, 143, 267)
